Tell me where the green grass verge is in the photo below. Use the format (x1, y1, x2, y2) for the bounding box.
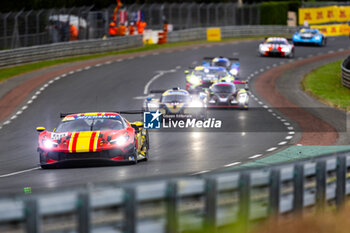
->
(0, 35, 278, 84)
(302, 60, 350, 111)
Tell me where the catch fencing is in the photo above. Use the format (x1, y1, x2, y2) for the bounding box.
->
(341, 55, 350, 89)
(0, 151, 349, 233)
(0, 3, 261, 50)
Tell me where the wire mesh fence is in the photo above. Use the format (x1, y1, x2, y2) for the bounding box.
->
(0, 3, 261, 50)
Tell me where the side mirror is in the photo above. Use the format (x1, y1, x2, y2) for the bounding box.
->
(36, 127, 45, 133)
(184, 70, 189, 74)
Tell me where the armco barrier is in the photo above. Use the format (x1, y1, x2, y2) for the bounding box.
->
(341, 56, 350, 89)
(0, 151, 350, 233)
(0, 26, 298, 68)
(0, 35, 143, 68)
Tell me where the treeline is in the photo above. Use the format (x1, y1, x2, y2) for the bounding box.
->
(0, 0, 305, 13)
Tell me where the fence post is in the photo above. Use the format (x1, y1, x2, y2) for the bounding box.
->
(238, 172, 250, 232)
(77, 192, 91, 233)
(166, 180, 179, 233)
(124, 186, 137, 233)
(24, 10, 32, 47)
(205, 177, 217, 233)
(36, 10, 43, 45)
(316, 160, 326, 212)
(293, 163, 304, 213)
(336, 154, 347, 209)
(25, 198, 41, 233)
(269, 168, 280, 216)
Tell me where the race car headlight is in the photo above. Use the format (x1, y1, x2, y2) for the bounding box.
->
(43, 139, 58, 149)
(230, 68, 238, 76)
(293, 34, 300, 39)
(260, 45, 269, 51)
(238, 93, 248, 103)
(189, 76, 201, 85)
(110, 136, 129, 146)
(314, 35, 321, 40)
(189, 101, 203, 108)
(281, 47, 290, 52)
(147, 102, 159, 109)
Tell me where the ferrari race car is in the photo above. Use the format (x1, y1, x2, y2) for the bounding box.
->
(145, 87, 207, 119)
(258, 37, 295, 58)
(185, 66, 235, 93)
(202, 56, 240, 76)
(36, 112, 149, 168)
(206, 82, 249, 109)
(292, 28, 326, 46)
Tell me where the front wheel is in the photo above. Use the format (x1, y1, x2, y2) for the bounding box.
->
(287, 49, 294, 58)
(129, 145, 138, 164)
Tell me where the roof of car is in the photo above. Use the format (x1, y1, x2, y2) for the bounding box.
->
(194, 66, 225, 71)
(213, 57, 229, 62)
(266, 37, 288, 42)
(162, 89, 189, 96)
(300, 28, 319, 33)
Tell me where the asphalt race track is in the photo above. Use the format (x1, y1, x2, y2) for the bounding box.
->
(0, 37, 348, 193)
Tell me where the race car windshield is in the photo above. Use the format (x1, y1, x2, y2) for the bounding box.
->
(212, 85, 236, 93)
(162, 94, 190, 103)
(213, 61, 229, 67)
(300, 30, 317, 34)
(56, 119, 124, 132)
(266, 40, 287, 45)
(195, 70, 229, 80)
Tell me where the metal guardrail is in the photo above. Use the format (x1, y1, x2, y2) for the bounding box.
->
(167, 25, 297, 43)
(341, 56, 350, 89)
(0, 25, 298, 68)
(0, 152, 349, 233)
(0, 35, 143, 68)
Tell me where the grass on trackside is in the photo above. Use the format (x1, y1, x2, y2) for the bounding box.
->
(302, 60, 350, 111)
(0, 35, 279, 84)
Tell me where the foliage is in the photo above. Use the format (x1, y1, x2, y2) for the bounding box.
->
(260, 1, 301, 25)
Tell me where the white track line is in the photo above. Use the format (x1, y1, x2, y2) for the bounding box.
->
(192, 170, 210, 175)
(143, 68, 177, 94)
(278, 141, 287, 145)
(266, 147, 277, 152)
(249, 154, 263, 159)
(224, 162, 241, 167)
(0, 167, 40, 178)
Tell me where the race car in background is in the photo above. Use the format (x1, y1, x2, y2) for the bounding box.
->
(258, 37, 295, 58)
(292, 28, 326, 46)
(185, 66, 236, 93)
(206, 81, 249, 109)
(36, 112, 149, 168)
(202, 56, 240, 77)
(145, 87, 207, 119)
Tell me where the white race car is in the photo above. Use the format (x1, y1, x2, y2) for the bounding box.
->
(258, 37, 294, 58)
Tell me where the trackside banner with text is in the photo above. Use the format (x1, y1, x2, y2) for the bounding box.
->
(299, 6, 350, 25)
(311, 24, 350, 36)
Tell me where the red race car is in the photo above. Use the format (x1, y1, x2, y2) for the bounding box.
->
(36, 112, 149, 168)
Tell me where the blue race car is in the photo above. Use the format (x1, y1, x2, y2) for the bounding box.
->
(202, 56, 240, 77)
(292, 28, 327, 46)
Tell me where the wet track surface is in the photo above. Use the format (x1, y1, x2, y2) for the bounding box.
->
(0, 37, 348, 193)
